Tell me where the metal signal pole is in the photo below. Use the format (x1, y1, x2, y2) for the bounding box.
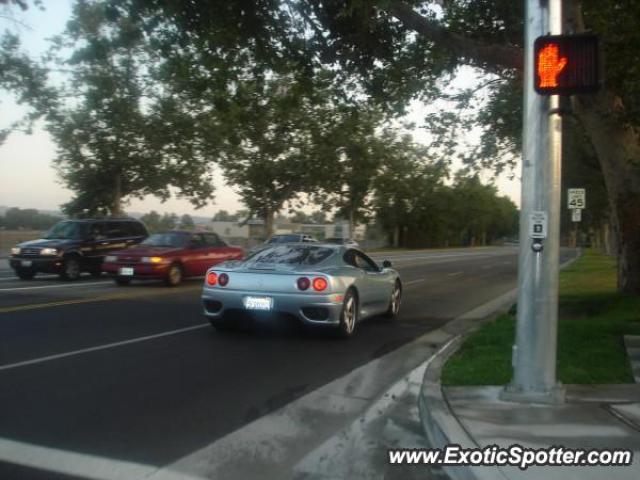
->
(502, 0, 565, 404)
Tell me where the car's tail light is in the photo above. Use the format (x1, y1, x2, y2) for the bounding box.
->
(206, 272, 218, 286)
(312, 277, 328, 291)
(218, 273, 229, 286)
(297, 277, 310, 290)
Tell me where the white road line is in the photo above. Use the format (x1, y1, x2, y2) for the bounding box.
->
(0, 281, 111, 292)
(447, 271, 463, 277)
(0, 323, 209, 372)
(0, 437, 206, 480)
(404, 278, 425, 286)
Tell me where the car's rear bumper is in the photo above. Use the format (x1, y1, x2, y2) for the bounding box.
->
(201, 287, 344, 325)
(102, 262, 170, 279)
(10, 256, 63, 273)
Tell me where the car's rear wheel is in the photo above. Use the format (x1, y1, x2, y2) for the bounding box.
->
(114, 277, 131, 286)
(15, 268, 35, 280)
(89, 268, 102, 278)
(383, 281, 402, 320)
(164, 263, 183, 287)
(337, 290, 358, 338)
(60, 256, 81, 281)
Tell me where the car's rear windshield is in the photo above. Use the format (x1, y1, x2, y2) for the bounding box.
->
(267, 235, 300, 243)
(246, 245, 334, 266)
(43, 221, 88, 240)
(141, 233, 190, 248)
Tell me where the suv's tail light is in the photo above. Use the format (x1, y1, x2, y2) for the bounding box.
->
(297, 277, 310, 290)
(312, 277, 328, 291)
(218, 273, 229, 286)
(206, 272, 218, 286)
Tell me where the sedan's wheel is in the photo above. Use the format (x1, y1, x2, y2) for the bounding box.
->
(164, 263, 183, 287)
(114, 277, 131, 286)
(383, 281, 402, 320)
(60, 257, 81, 281)
(89, 268, 102, 278)
(337, 290, 358, 338)
(15, 268, 35, 280)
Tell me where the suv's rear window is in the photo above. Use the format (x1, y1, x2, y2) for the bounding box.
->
(246, 245, 333, 266)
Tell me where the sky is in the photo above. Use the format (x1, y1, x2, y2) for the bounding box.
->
(0, 1, 521, 217)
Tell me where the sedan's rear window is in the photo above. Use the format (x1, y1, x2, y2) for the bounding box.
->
(141, 233, 190, 248)
(246, 245, 333, 266)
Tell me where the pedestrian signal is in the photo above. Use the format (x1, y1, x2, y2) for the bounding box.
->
(534, 34, 600, 95)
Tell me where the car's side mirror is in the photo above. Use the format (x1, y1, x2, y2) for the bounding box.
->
(382, 260, 392, 268)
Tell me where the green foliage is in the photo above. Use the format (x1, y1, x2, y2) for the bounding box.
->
(47, 1, 214, 216)
(443, 251, 640, 385)
(0, 32, 55, 144)
(139, 210, 178, 233)
(0, 207, 61, 230)
(178, 214, 195, 230)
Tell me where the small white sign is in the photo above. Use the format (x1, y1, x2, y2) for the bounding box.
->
(529, 211, 548, 239)
(572, 209, 582, 222)
(568, 188, 586, 209)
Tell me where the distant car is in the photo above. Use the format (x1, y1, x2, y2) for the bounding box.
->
(9, 218, 148, 280)
(202, 243, 402, 337)
(102, 231, 244, 286)
(324, 237, 359, 248)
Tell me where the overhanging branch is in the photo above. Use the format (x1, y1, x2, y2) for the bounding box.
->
(386, 1, 524, 72)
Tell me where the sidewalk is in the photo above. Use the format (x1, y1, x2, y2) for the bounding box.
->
(421, 334, 640, 480)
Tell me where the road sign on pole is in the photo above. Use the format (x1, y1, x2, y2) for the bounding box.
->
(529, 211, 548, 239)
(568, 188, 586, 209)
(502, 0, 565, 405)
(572, 209, 582, 222)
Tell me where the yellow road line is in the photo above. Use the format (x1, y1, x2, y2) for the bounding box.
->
(0, 286, 201, 314)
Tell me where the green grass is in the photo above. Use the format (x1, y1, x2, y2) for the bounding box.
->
(442, 250, 640, 385)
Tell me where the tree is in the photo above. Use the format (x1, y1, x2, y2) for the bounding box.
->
(178, 213, 195, 230)
(47, 1, 214, 217)
(212, 210, 236, 222)
(118, 0, 640, 293)
(309, 210, 327, 225)
(289, 211, 311, 224)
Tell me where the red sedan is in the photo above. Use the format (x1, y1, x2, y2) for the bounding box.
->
(102, 231, 244, 286)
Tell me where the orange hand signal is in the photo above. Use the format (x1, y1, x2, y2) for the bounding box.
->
(537, 44, 567, 88)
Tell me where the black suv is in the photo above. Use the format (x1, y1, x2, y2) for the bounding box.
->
(10, 218, 148, 280)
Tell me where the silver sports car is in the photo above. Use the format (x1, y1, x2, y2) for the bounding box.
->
(201, 243, 402, 337)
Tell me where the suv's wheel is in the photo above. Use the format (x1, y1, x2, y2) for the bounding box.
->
(89, 268, 102, 278)
(15, 268, 35, 280)
(383, 281, 402, 320)
(164, 263, 183, 287)
(337, 290, 358, 338)
(60, 256, 81, 281)
(114, 277, 131, 286)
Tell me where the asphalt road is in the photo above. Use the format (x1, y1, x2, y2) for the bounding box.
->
(0, 247, 575, 479)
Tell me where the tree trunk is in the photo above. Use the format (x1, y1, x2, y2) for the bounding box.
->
(573, 92, 640, 294)
(348, 207, 355, 240)
(263, 206, 275, 239)
(393, 225, 400, 248)
(112, 173, 123, 217)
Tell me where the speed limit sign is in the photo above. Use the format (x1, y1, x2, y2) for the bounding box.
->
(568, 188, 586, 209)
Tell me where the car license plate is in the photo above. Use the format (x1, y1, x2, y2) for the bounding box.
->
(119, 267, 134, 276)
(21, 260, 32, 267)
(244, 296, 273, 311)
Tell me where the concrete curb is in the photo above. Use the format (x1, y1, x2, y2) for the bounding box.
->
(418, 250, 583, 480)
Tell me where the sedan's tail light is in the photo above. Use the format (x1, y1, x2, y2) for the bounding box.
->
(218, 273, 229, 286)
(312, 277, 328, 292)
(297, 277, 310, 291)
(206, 272, 218, 286)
